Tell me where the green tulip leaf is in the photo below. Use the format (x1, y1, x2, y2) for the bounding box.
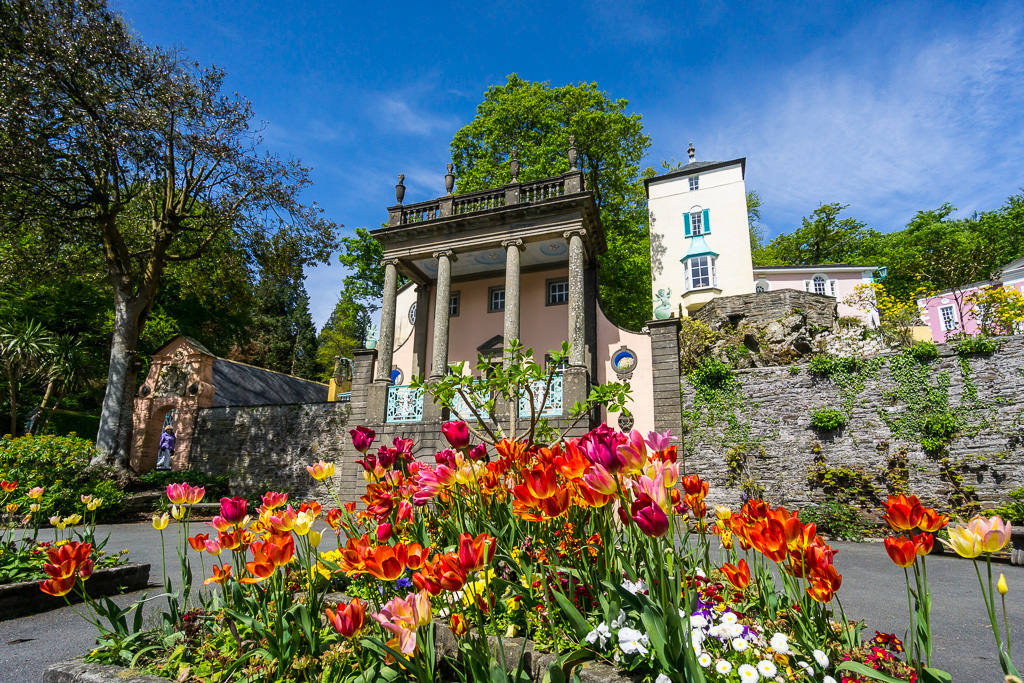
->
(921, 667, 952, 683)
(835, 661, 910, 683)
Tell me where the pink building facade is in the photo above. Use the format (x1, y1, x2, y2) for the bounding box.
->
(751, 265, 884, 326)
(917, 256, 1024, 343)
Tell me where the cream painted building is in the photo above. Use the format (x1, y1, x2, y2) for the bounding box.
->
(646, 148, 755, 315)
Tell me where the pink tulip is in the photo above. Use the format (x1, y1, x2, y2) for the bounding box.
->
(441, 421, 470, 450)
(579, 423, 625, 473)
(377, 523, 393, 543)
(183, 485, 205, 505)
(644, 429, 677, 452)
(349, 426, 376, 454)
(631, 496, 670, 538)
(166, 483, 187, 505)
(616, 429, 648, 474)
(967, 515, 1013, 553)
(204, 539, 223, 556)
(209, 516, 233, 532)
(219, 497, 247, 525)
(468, 443, 487, 461)
(262, 491, 288, 510)
(583, 463, 618, 496)
(396, 500, 413, 523)
(435, 448, 457, 468)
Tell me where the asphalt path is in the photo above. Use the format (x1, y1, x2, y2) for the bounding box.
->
(1, 523, 1021, 682)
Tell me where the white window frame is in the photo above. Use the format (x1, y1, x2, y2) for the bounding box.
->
(688, 175, 699, 191)
(488, 286, 505, 313)
(940, 305, 958, 332)
(812, 274, 828, 296)
(690, 209, 703, 236)
(449, 291, 460, 317)
(546, 279, 569, 306)
(686, 255, 717, 291)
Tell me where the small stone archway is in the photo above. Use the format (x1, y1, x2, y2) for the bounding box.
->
(130, 337, 216, 473)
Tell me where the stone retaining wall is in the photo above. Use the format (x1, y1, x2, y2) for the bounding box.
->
(692, 289, 838, 329)
(685, 335, 1024, 513)
(1, 563, 150, 620)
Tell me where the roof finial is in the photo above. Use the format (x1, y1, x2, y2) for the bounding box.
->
(396, 174, 406, 204)
(687, 142, 695, 162)
(510, 148, 520, 183)
(568, 135, 578, 171)
(444, 163, 455, 195)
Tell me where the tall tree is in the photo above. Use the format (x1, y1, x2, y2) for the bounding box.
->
(450, 75, 652, 329)
(757, 203, 879, 266)
(337, 227, 387, 313)
(316, 291, 371, 383)
(747, 190, 765, 258)
(0, 319, 52, 435)
(237, 272, 321, 381)
(0, 0, 339, 470)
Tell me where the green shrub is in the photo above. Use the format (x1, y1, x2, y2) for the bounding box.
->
(906, 341, 940, 363)
(986, 487, 1024, 525)
(798, 500, 868, 541)
(0, 434, 124, 518)
(954, 334, 998, 356)
(788, 366, 801, 375)
(810, 407, 846, 431)
(808, 354, 862, 377)
(687, 358, 735, 391)
(140, 470, 229, 499)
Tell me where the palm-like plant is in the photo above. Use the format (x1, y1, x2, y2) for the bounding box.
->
(0, 319, 54, 436)
(33, 334, 88, 435)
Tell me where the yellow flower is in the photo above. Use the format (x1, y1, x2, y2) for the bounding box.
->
(29, 503, 40, 513)
(998, 573, 1008, 596)
(63, 514, 82, 526)
(171, 504, 185, 520)
(309, 530, 323, 548)
(80, 494, 93, 505)
(306, 461, 335, 481)
(943, 524, 983, 559)
(152, 512, 170, 530)
(86, 498, 102, 511)
(27, 487, 44, 500)
(715, 504, 732, 521)
(293, 511, 313, 536)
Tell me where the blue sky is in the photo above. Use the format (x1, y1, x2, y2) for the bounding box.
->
(118, 0, 1024, 330)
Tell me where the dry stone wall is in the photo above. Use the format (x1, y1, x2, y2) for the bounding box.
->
(683, 336, 1024, 514)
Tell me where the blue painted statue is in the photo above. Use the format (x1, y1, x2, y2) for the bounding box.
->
(364, 322, 378, 350)
(653, 288, 672, 320)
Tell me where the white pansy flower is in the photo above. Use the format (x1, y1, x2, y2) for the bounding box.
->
(756, 660, 778, 677)
(731, 637, 749, 652)
(720, 611, 738, 625)
(655, 674, 671, 683)
(769, 632, 790, 654)
(813, 649, 830, 668)
(695, 566, 707, 578)
(622, 579, 648, 595)
(618, 627, 649, 656)
(715, 660, 733, 675)
(585, 622, 611, 648)
(689, 613, 709, 629)
(697, 653, 712, 668)
(611, 610, 627, 629)
(737, 663, 760, 681)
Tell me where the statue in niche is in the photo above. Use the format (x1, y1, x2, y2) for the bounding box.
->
(653, 288, 673, 320)
(153, 364, 189, 397)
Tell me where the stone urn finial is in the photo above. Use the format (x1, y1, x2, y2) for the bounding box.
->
(568, 135, 578, 171)
(445, 163, 455, 195)
(396, 174, 406, 204)
(687, 142, 695, 162)
(510, 148, 520, 183)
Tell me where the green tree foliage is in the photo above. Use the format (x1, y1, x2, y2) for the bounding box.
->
(337, 227, 388, 311)
(747, 190, 765, 255)
(316, 292, 371, 383)
(0, 0, 340, 467)
(450, 75, 652, 329)
(234, 273, 322, 381)
(754, 203, 880, 266)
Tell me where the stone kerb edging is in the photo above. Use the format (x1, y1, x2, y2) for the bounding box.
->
(44, 595, 629, 683)
(1, 562, 150, 620)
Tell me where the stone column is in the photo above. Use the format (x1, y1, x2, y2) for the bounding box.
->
(375, 259, 401, 383)
(501, 239, 524, 362)
(430, 250, 456, 379)
(648, 318, 683, 439)
(565, 229, 587, 367)
(412, 284, 431, 378)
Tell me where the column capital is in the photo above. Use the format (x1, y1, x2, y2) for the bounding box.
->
(380, 257, 401, 268)
(563, 228, 587, 241)
(432, 249, 457, 262)
(501, 238, 525, 251)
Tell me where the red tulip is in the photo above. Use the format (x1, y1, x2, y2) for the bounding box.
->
(631, 495, 669, 538)
(349, 426, 376, 453)
(219, 497, 247, 525)
(883, 495, 924, 532)
(912, 532, 934, 556)
(326, 599, 365, 637)
(468, 443, 487, 461)
(917, 508, 949, 533)
(1, 480, 18, 493)
(458, 532, 495, 572)
(188, 533, 210, 552)
(441, 421, 470, 450)
(884, 536, 917, 567)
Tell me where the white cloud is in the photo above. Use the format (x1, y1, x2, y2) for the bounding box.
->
(648, 5, 1024, 236)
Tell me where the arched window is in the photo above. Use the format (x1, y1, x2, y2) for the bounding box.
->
(755, 279, 770, 293)
(812, 275, 828, 295)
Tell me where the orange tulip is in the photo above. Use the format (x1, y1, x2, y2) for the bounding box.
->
(40, 576, 76, 596)
(750, 524, 788, 563)
(912, 532, 934, 556)
(458, 532, 495, 572)
(241, 552, 277, 583)
(403, 543, 431, 571)
(325, 599, 365, 637)
(431, 553, 468, 591)
(917, 508, 949, 533)
(722, 559, 750, 590)
(364, 545, 405, 581)
(554, 442, 589, 480)
(682, 475, 709, 499)
(884, 536, 917, 567)
(204, 563, 233, 585)
(0, 480, 17, 493)
(807, 565, 842, 603)
(450, 613, 469, 636)
(883, 494, 924, 532)
(188, 533, 210, 552)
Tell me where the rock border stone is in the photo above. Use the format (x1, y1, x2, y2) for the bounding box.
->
(1, 562, 150, 620)
(43, 658, 165, 683)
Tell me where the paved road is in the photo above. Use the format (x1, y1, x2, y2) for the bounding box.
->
(1, 524, 1020, 682)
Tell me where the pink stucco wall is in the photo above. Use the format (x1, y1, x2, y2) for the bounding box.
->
(754, 272, 877, 324)
(595, 304, 654, 433)
(919, 280, 1024, 343)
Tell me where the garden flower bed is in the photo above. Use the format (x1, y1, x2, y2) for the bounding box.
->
(2, 562, 150, 619)
(26, 351, 1022, 683)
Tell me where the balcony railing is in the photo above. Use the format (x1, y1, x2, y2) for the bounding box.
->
(518, 373, 563, 418)
(453, 188, 506, 216)
(386, 385, 424, 423)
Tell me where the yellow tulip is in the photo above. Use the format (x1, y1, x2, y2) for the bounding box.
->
(998, 573, 1008, 596)
(309, 530, 322, 548)
(29, 503, 40, 513)
(152, 512, 170, 530)
(64, 514, 82, 526)
(86, 499, 102, 512)
(293, 511, 313, 536)
(80, 494, 93, 505)
(306, 461, 335, 481)
(171, 504, 185, 520)
(944, 524, 984, 559)
(27, 487, 44, 500)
